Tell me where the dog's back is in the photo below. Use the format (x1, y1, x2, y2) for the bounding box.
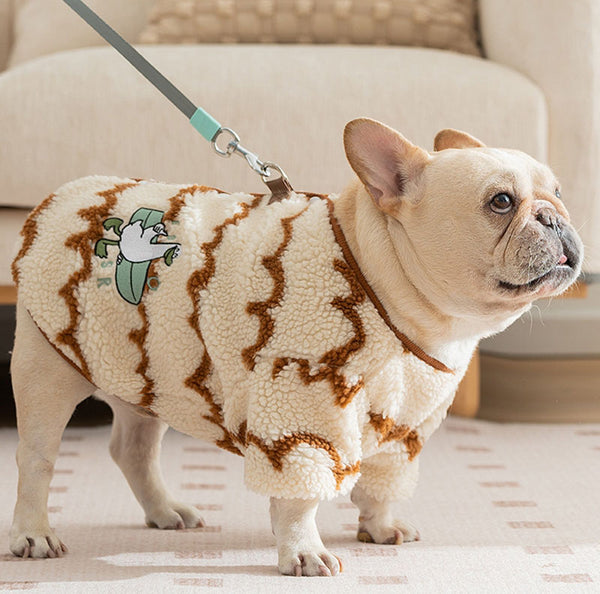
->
(11, 177, 360, 442)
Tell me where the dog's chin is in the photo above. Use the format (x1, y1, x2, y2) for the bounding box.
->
(497, 263, 578, 299)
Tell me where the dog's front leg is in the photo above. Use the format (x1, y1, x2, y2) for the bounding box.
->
(270, 497, 341, 577)
(351, 483, 419, 545)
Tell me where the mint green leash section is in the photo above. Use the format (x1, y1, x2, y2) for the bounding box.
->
(189, 108, 222, 143)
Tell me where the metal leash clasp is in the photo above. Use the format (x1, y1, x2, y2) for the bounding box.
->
(212, 127, 293, 202)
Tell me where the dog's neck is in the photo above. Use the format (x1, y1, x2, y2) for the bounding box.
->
(333, 181, 525, 369)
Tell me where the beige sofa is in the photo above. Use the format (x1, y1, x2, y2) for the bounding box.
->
(1, 0, 599, 417)
(2, 0, 600, 283)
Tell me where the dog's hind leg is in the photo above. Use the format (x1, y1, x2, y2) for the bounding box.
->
(9, 303, 94, 558)
(102, 394, 204, 530)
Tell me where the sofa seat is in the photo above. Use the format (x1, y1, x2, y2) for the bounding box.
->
(0, 209, 28, 288)
(0, 44, 546, 285)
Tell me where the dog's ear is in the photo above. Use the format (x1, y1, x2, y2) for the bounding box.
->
(434, 129, 486, 151)
(344, 118, 430, 215)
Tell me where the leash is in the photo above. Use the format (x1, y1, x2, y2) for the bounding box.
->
(62, 0, 294, 202)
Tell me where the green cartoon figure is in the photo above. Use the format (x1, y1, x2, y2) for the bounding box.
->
(95, 208, 180, 304)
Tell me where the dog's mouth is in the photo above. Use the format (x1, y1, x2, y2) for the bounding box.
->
(498, 251, 578, 296)
(498, 264, 574, 294)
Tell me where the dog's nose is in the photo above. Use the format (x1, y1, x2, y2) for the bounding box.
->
(536, 209, 556, 227)
(534, 202, 561, 234)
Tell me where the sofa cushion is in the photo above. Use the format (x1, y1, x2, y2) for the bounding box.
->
(0, 44, 546, 287)
(0, 44, 545, 202)
(8, 0, 155, 68)
(140, 0, 481, 56)
(0, 208, 29, 286)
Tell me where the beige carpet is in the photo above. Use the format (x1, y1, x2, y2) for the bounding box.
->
(1, 417, 599, 592)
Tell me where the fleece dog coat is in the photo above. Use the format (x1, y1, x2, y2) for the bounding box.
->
(12, 176, 465, 502)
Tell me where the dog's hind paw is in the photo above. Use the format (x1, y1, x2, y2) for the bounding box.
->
(9, 530, 68, 559)
(357, 518, 420, 545)
(145, 501, 204, 530)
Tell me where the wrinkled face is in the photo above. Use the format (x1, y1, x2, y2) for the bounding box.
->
(481, 150, 581, 297)
(343, 119, 584, 321)
(398, 148, 584, 316)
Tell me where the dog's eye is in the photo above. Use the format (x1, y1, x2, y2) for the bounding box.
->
(490, 193, 513, 214)
(555, 188, 561, 199)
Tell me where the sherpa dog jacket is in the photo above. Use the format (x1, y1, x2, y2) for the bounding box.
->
(13, 176, 464, 502)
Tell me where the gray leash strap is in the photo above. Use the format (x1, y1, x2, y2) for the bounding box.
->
(62, 0, 293, 199)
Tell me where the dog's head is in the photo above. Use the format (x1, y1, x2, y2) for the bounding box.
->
(344, 118, 583, 322)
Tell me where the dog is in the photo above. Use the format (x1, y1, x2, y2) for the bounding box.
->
(8, 119, 583, 576)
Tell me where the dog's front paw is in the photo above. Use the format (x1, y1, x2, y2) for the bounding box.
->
(145, 501, 204, 530)
(9, 529, 67, 559)
(271, 497, 342, 577)
(278, 545, 342, 577)
(357, 518, 420, 545)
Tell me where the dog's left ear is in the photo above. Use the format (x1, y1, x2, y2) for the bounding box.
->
(434, 129, 486, 151)
(344, 118, 431, 215)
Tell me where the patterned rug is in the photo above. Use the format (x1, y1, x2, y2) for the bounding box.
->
(1, 417, 598, 592)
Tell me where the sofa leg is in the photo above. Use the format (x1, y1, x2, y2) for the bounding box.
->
(450, 349, 480, 418)
(0, 285, 17, 304)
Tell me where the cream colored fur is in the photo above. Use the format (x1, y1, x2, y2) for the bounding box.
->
(9, 119, 583, 577)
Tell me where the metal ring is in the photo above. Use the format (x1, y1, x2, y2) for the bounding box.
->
(212, 127, 240, 158)
(261, 161, 288, 182)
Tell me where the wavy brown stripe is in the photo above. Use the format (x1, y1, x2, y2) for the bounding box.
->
(368, 412, 422, 460)
(163, 184, 222, 222)
(242, 207, 307, 371)
(269, 257, 367, 409)
(56, 182, 139, 379)
(184, 194, 264, 455)
(11, 193, 57, 285)
(130, 292, 156, 409)
(247, 431, 360, 490)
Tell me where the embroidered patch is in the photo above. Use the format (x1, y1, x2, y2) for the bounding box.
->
(94, 207, 181, 304)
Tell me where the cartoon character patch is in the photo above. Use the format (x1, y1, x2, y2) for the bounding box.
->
(94, 208, 180, 304)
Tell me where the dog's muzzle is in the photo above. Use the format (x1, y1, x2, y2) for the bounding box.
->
(498, 204, 583, 294)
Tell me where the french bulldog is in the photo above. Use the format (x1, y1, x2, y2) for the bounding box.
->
(8, 119, 583, 576)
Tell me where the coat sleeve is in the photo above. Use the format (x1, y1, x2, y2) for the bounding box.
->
(354, 451, 420, 503)
(242, 358, 364, 500)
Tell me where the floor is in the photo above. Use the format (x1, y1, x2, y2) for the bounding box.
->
(1, 417, 599, 593)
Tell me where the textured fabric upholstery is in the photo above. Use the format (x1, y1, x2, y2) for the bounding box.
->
(140, 0, 481, 56)
(0, 44, 545, 205)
